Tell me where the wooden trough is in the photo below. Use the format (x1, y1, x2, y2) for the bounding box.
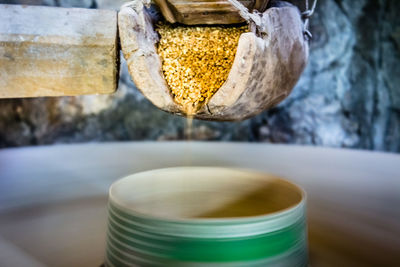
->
(118, 0, 309, 120)
(0, 1, 312, 121)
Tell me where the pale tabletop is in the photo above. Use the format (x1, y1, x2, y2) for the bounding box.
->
(0, 142, 399, 267)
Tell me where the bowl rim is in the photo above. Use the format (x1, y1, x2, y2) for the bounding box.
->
(108, 166, 306, 224)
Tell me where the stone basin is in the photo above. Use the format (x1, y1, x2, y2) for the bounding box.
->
(0, 142, 399, 266)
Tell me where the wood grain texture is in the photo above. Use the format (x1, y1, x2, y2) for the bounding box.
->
(119, 3, 308, 121)
(153, 0, 266, 25)
(200, 5, 308, 120)
(118, 4, 181, 114)
(0, 4, 119, 98)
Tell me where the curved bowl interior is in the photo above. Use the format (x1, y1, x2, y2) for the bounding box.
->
(109, 167, 304, 221)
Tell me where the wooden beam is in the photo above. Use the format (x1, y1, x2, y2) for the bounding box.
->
(0, 4, 118, 98)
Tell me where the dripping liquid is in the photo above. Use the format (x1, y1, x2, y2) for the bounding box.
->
(183, 114, 194, 167)
(184, 104, 196, 141)
(185, 115, 194, 141)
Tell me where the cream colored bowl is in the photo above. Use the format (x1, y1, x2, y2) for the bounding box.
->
(105, 167, 307, 266)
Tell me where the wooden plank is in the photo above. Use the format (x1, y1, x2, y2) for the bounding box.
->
(153, 0, 260, 25)
(0, 4, 118, 98)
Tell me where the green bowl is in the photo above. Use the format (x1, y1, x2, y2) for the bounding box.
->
(105, 167, 307, 266)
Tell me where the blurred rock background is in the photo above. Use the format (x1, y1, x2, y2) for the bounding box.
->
(0, 0, 399, 152)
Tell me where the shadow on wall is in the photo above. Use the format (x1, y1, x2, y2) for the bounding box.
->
(0, 0, 399, 152)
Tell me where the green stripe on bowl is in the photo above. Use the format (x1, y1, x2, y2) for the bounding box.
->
(108, 200, 306, 239)
(107, 245, 136, 267)
(107, 234, 161, 266)
(105, 167, 308, 266)
(106, 208, 306, 262)
(106, 231, 308, 267)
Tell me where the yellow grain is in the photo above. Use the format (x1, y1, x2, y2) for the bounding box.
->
(157, 24, 247, 115)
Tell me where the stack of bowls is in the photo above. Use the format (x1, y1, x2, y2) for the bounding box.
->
(105, 167, 307, 266)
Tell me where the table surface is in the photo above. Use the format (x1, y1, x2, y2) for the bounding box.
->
(0, 142, 399, 267)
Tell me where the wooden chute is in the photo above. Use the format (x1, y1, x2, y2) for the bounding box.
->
(119, 0, 313, 121)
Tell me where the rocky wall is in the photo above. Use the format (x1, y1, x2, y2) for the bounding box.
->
(0, 0, 399, 152)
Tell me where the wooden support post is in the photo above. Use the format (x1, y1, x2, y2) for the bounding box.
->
(0, 4, 118, 98)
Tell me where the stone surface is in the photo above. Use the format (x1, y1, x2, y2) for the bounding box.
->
(0, 0, 399, 152)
